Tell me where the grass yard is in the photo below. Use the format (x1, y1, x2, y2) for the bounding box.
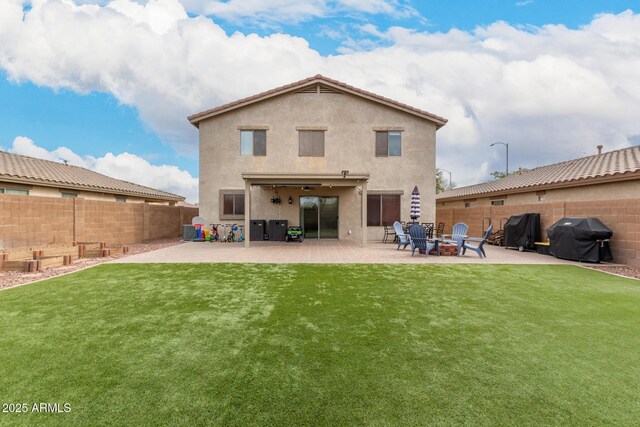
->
(1, 264, 639, 426)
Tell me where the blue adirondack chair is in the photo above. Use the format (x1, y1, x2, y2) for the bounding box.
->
(408, 224, 437, 256)
(393, 221, 410, 250)
(461, 225, 494, 258)
(441, 222, 468, 256)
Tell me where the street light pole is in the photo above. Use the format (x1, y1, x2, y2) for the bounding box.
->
(490, 142, 509, 176)
(439, 168, 452, 189)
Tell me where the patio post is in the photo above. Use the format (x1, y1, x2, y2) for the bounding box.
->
(361, 182, 367, 248)
(244, 180, 251, 248)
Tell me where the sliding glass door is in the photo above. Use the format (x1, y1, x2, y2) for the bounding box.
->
(300, 196, 338, 239)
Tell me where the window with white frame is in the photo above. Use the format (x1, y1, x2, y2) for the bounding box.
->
(375, 131, 402, 157)
(1, 188, 29, 196)
(240, 130, 267, 156)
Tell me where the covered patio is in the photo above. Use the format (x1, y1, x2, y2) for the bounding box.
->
(242, 172, 370, 247)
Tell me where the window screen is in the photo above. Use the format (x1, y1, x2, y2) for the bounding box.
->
(367, 194, 401, 226)
(240, 130, 267, 156)
(223, 193, 245, 215)
(299, 130, 324, 157)
(375, 131, 402, 157)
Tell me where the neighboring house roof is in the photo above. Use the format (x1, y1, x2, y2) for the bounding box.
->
(437, 145, 640, 201)
(188, 74, 448, 129)
(0, 151, 184, 201)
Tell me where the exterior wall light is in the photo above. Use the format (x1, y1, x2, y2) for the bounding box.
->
(288, 196, 293, 204)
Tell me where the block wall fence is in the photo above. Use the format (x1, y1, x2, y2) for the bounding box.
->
(0, 194, 199, 249)
(436, 199, 640, 267)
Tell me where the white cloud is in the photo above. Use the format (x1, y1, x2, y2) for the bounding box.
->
(515, 0, 533, 7)
(1, 1, 640, 188)
(8, 136, 199, 202)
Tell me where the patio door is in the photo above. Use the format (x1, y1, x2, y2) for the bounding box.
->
(300, 196, 338, 239)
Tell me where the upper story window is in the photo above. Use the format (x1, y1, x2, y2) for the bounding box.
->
(116, 197, 127, 203)
(240, 130, 266, 156)
(61, 192, 77, 199)
(490, 199, 505, 206)
(375, 131, 402, 157)
(299, 130, 325, 157)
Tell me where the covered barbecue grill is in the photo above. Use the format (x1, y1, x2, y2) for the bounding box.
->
(546, 217, 613, 263)
(503, 213, 541, 251)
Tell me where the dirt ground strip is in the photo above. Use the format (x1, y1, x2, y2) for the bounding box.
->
(587, 265, 640, 280)
(0, 238, 183, 290)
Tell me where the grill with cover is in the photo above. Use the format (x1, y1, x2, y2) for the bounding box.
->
(503, 213, 541, 251)
(547, 217, 613, 263)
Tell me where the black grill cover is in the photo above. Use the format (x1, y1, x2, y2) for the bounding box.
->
(504, 213, 541, 250)
(547, 217, 613, 263)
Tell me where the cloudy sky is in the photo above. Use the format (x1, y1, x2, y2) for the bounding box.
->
(1, 0, 639, 202)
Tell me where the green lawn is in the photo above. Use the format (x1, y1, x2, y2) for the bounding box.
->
(1, 264, 639, 426)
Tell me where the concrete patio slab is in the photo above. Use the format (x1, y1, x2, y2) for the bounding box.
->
(110, 240, 577, 265)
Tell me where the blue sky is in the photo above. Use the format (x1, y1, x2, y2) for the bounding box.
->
(1, 0, 639, 201)
(216, 0, 638, 55)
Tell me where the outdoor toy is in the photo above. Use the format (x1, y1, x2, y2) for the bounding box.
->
(191, 216, 207, 241)
(210, 224, 220, 242)
(227, 224, 238, 243)
(237, 225, 245, 242)
(285, 226, 304, 242)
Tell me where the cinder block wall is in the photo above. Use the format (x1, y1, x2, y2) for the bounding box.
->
(0, 194, 199, 249)
(436, 199, 640, 266)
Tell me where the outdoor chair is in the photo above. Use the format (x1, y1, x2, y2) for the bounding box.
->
(441, 222, 468, 256)
(421, 222, 434, 239)
(408, 223, 437, 256)
(393, 221, 410, 250)
(461, 225, 493, 259)
(382, 222, 395, 243)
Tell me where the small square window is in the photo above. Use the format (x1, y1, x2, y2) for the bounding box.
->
(222, 193, 245, 216)
(240, 130, 267, 156)
(375, 131, 402, 157)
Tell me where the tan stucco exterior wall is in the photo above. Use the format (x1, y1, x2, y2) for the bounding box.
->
(198, 90, 438, 241)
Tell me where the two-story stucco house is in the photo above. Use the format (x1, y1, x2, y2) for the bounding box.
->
(188, 75, 447, 246)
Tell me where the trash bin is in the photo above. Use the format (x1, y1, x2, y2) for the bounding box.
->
(268, 220, 288, 241)
(250, 220, 266, 241)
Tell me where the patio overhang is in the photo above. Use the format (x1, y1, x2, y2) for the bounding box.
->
(241, 172, 370, 248)
(241, 172, 370, 187)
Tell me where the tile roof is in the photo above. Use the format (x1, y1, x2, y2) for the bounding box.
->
(0, 151, 184, 201)
(188, 74, 448, 128)
(437, 145, 640, 200)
